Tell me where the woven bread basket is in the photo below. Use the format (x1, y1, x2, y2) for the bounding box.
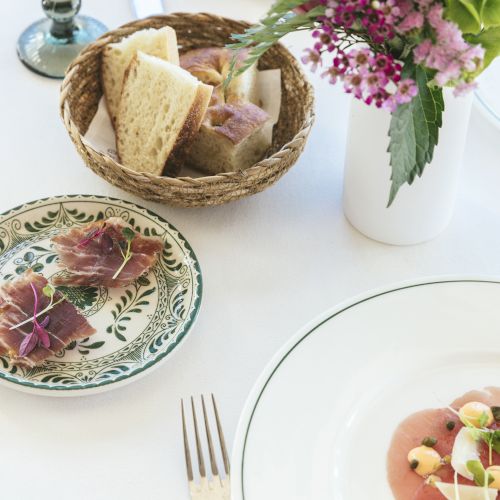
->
(60, 13, 315, 207)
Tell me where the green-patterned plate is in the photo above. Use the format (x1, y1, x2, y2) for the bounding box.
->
(0, 195, 202, 396)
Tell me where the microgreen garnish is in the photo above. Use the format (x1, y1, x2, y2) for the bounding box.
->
(10, 283, 64, 332)
(479, 411, 489, 428)
(466, 460, 494, 487)
(491, 407, 500, 423)
(77, 222, 106, 248)
(446, 420, 456, 431)
(448, 405, 500, 465)
(112, 227, 135, 280)
(422, 436, 437, 447)
(18, 283, 54, 357)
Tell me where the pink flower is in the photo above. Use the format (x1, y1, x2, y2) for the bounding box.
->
(301, 48, 322, 72)
(395, 79, 418, 103)
(453, 80, 478, 96)
(397, 11, 424, 33)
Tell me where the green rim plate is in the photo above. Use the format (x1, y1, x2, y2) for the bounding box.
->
(0, 195, 202, 395)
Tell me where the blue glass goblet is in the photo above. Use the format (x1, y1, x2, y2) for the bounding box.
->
(17, 0, 108, 79)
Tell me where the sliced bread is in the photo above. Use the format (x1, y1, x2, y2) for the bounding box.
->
(180, 47, 259, 105)
(186, 101, 271, 175)
(102, 26, 179, 124)
(116, 52, 213, 176)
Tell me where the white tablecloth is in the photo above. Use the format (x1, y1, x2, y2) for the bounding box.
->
(1, 1, 499, 499)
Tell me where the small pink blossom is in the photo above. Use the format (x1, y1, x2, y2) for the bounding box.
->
(397, 11, 424, 33)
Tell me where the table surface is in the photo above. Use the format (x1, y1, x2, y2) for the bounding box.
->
(2, 1, 500, 499)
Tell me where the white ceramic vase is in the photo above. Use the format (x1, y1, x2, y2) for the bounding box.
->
(343, 90, 473, 245)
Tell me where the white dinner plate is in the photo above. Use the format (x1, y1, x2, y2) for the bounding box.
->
(232, 278, 500, 500)
(0, 195, 202, 395)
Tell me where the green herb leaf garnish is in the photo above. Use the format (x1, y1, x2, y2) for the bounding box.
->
(122, 227, 135, 242)
(479, 411, 490, 428)
(466, 460, 494, 487)
(491, 406, 500, 423)
(42, 284, 55, 298)
(10, 283, 65, 331)
(112, 228, 136, 280)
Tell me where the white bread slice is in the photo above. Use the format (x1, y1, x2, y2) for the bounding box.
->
(186, 101, 271, 175)
(102, 26, 179, 124)
(180, 47, 259, 106)
(116, 52, 213, 176)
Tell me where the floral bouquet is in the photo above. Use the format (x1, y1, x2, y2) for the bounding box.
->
(227, 0, 500, 204)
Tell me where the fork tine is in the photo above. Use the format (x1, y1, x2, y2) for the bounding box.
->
(212, 393, 230, 475)
(201, 395, 219, 477)
(191, 396, 206, 478)
(181, 399, 194, 482)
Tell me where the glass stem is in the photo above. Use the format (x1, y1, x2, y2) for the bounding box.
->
(42, 0, 81, 39)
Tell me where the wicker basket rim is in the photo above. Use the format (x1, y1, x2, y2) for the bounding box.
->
(60, 13, 315, 185)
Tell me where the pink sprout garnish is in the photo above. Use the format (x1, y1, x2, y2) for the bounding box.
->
(77, 223, 107, 248)
(18, 283, 51, 358)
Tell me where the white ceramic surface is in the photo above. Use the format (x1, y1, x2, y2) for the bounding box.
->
(232, 278, 500, 500)
(476, 58, 500, 128)
(343, 91, 473, 245)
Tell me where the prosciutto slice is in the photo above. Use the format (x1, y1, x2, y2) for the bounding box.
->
(51, 217, 164, 288)
(0, 270, 96, 367)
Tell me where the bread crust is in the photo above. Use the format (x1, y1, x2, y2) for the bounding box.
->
(204, 102, 269, 145)
(116, 54, 213, 177)
(165, 83, 213, 175)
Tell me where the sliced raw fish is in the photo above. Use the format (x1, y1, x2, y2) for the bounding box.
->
(388, 391, 500, 499)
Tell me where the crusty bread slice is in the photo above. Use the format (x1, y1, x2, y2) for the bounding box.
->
(116, 52, 212, 176)
(186, 101, 271, 175)
(180, 47, 259, 106)
(102, 26, 179, 124)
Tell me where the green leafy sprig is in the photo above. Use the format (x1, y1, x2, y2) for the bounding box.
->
(112, 227, 135, 280)
(466, 459, 494, 487)
(9, 283, 65, 331)
(224, 0, 325, 86)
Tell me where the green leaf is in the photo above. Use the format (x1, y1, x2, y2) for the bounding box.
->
(491, 406, 500, 422)
(466, 460, 494, 486)
(445, 0, 482, 33)
(482, 0, 500, 27)
(387, 63, 444, 206)
(224, 3, 324, 85)
(466, 26, 500, 70)
(122, 227, 135, 242)
(489, 430, 500, 453)
(42, 284, 55, 298)
(479, 411, 489, 427)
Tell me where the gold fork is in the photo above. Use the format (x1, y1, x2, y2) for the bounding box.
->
(181, 395, 230, 500)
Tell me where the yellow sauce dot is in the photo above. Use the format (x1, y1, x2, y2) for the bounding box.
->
(408, 446, 442, 477)
(459, 401, 494, 428)
(487, 466, 500, 489)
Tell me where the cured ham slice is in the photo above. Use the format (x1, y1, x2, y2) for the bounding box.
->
(0, 270, 96, 367)
(51, 217, 164, 288)
(387, 390, 500, 499)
